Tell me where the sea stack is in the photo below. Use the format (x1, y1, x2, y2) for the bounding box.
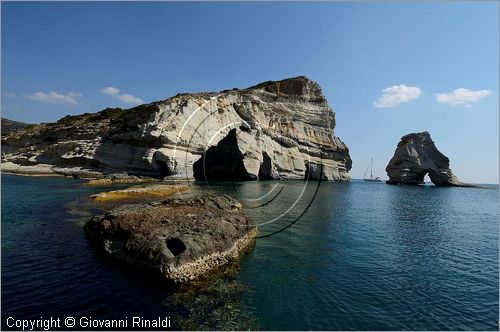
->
(1, 76, 351, 181)
(386, 131, 463, 186)
(84, 194, 257, 283)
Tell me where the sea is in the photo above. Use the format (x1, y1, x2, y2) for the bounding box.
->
(1, 174, 498, 330)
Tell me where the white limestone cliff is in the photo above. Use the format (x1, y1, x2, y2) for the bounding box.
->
(2, 76, 351, 181)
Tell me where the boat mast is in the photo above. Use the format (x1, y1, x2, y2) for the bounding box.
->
(370, 157, 373, 179)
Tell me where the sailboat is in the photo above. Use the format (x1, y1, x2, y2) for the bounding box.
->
(363, 157, 383, 182)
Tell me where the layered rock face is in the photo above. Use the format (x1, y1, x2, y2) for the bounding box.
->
(1, 76, 351, 181)
(84, 194, 257, 282)
(386, 132, 463, 186)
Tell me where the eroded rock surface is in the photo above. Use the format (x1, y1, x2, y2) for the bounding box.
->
(84, 194, 257, 282)
(386, 132, 463, 186)
(1, 76, 351, 181)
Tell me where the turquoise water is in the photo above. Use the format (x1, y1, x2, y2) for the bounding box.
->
(2, 174, 498, 330)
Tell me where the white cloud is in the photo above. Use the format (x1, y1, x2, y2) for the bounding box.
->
(101, 86, 120, 96)
(5, 92, 16, 98)
(117, 93, 144, 104)
(435, 88, 491, 107)
(374, 84, 422, 108)
(27, 91, 81, 105)
(100, 86, 143, 105)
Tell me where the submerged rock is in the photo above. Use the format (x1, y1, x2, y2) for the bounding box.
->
(85, 176, 156, 186)
(84, 194, 257, 282)
(89, 184, 188, 202)
(2, 76, 351, 181)
(385, 132, 463, 186)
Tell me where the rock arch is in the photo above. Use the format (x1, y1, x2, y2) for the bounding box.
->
(386, 132, 462, 186)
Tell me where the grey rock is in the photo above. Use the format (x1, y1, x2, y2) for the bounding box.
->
(386, 131, 463, 186)
(305, 162, 328, 180)
(1, 76, 351, 181)
(84, 194, 257, 282)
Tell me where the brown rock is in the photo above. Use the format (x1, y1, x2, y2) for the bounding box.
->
(84, 194, 257, 282)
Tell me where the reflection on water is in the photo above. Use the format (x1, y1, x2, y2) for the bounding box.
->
(2, 175, 498, 330)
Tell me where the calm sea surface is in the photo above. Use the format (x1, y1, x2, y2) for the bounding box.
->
(2, 174, 498, 330)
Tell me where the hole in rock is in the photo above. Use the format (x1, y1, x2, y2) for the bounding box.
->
(156, 159, 173, 177)
(192, 128, 256, 181)
(166, 238, 186, 256)
(153, 151, 176, 178)
(258, 151, 274, 180)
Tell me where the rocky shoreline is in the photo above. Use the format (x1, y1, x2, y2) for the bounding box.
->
(84, 194, 257, 283)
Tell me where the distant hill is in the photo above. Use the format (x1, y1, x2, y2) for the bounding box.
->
(1, 118, 30, 136)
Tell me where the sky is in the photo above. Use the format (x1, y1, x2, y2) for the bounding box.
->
(2, 2, 498, 183)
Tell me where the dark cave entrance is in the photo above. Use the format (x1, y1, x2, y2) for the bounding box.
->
(258, 151, 275, 180)
(193, 129, 256, 181)
(153, 151, 176, 178)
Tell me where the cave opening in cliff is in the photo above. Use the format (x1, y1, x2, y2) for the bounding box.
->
(155, 159, 175, 178)
(193, 128, 256, 181)
(153, 151, 176, 178)
(258, 151, 274, 180)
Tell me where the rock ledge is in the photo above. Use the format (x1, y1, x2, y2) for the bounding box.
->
(84, 194, 257, 282)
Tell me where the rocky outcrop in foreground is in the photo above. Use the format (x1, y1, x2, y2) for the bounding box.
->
(386, 132, 464, 186)
(1, 76, 351, 181)
(84, 194, 257, 282)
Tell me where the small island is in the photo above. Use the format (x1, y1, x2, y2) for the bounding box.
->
(386, 131, 475, 187)
(84, 194, 257, 283)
